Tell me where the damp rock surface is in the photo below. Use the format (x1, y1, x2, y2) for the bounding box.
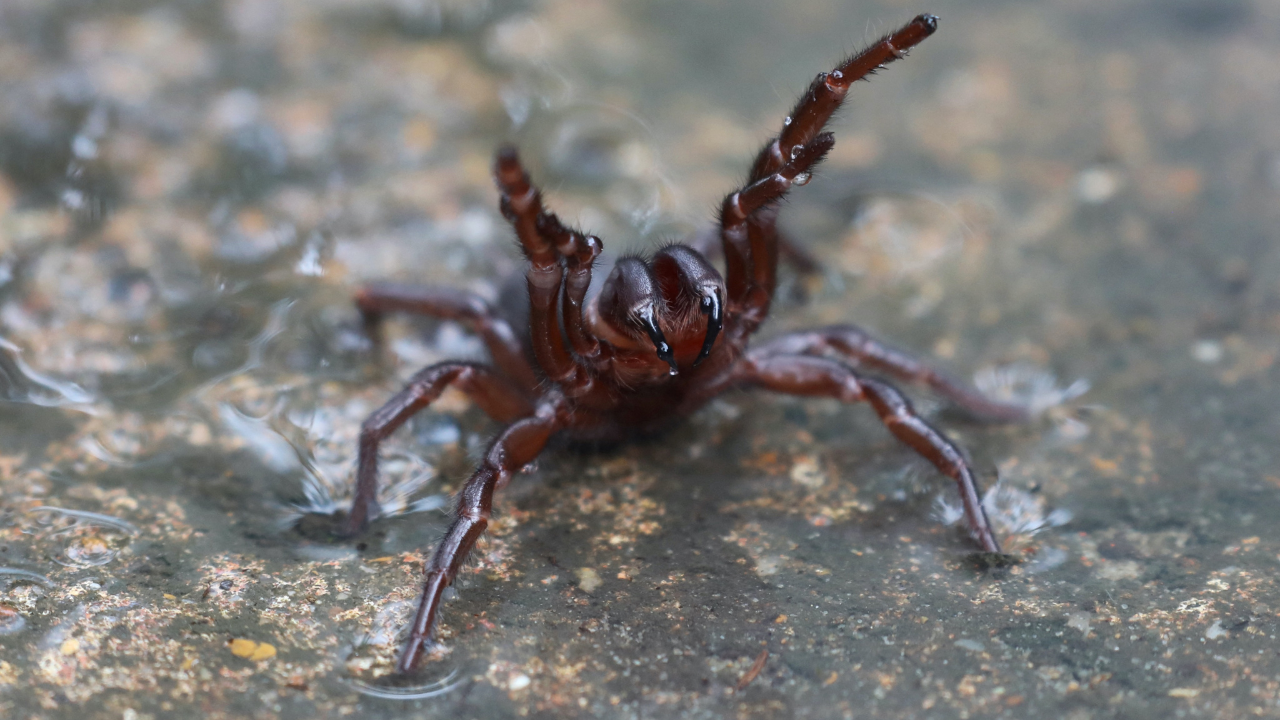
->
(1, 0, 1278, 718)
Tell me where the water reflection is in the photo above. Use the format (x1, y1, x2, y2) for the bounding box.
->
(0, 337, 97, 410)
(30, 506, 141, 538)
(344, 665, 465, 701)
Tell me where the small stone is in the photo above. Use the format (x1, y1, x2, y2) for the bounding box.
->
(576, 568, 602, 593)
(1066, 612, 1092, 636)
(1191, 340, 1223, 364)
(229, 638, 256, 657)
(789, 456, 826, 489)
(1076, 167, 1120, 204)
(229, 638, 277, 661)
(249, 643, 276, 661)
(508, 672, 530, 691)
(755, 556, 782, 577)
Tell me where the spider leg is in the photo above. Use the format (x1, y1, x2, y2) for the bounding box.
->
(739, 352, 1001, 553)
(750, 14, 938, 182)
(397, 400, 565, 673)
(495, 149, 611, 380)
(727, 15, 938, 326)
(742, 210, 826, 311)
(746, 209, 780, 316)
(752, 325, 1029, 422)
(341, 362, 534, 537)
(494, 147, 577, 384)
(720, 134, 834, 328)
(354, 283, 540, 393)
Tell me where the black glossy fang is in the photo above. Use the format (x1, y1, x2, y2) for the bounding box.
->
(693, 288, 723, 367)
(638, 307, 678, 374)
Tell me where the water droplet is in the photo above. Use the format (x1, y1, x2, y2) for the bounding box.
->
(830, 70, 843, 80)
(71, 134, 98, 160)
(789, 145, 803, 160)
(61, 188, 86, 210)
(793, 172, 811, 186)
(0, 604, 25, 635)
(782, 116, 792, 126)
(64, 535, 117, 567)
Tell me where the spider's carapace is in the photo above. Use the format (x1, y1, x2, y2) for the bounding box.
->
(342, 14, 1028, 673)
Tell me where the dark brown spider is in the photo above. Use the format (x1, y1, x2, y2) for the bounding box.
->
(342, 14, 1028, 673)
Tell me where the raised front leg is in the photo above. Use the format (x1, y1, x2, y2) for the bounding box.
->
(397, 400, 565, 673)
(753, 325, 1029, 422)
(740, 352, 1002, 553)
(355, 283, 540, 393)
(749, 15, 937, 182)
(719, 133, 834, 326)
(342, 362, 534, 537)
(726, 15, 938, 326)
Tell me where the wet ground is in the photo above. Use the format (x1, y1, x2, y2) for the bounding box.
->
(1, 0, 1279, 718)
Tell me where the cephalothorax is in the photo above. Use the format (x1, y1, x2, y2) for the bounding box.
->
(343, 14, 1027, 673)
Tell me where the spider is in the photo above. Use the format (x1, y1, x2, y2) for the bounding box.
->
(341, 14, 1028, 673)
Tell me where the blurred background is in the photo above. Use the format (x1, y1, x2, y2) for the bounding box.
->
(1, 0, 1278, 717)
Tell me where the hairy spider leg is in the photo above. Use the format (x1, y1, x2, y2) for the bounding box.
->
(397, 397, 567, 673)
(354, 283, 541, 393)
(340, 362, 534, 537)
(494, 147, 578, 385)
(720, 133, 835, 331)
(731, 14, 939, 324)
(738, 352, 1001, 553)
(753, 325, 1030, 422)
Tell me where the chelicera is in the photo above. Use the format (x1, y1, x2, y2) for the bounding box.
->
(341, 14, 1028, 673)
